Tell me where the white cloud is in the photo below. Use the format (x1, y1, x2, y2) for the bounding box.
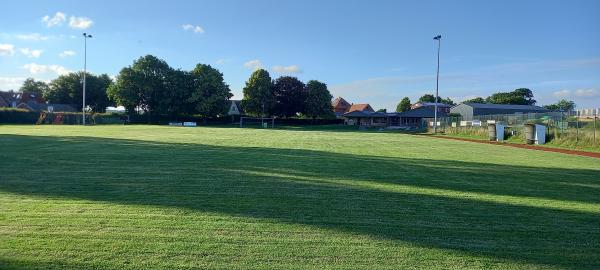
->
(16, 33, 49, 41)
(59, 50, 76, 57)
(553, 88, 600, 99)
(244, 59, 263, 70)
(216, 59, 230, 65)
(0, 43, 15, 56)
(0, 77, 26, 90)
(23, 63, 71, 75)
(272, 65, 302, 74)
(20, 48, 43, 58)
(42, 12, 66, 27)
(69, 16, 93, 29)
(182, 24, 204, 33)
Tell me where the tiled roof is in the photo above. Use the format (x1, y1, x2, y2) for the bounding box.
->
(332, 97, 351, 108)
(348, 103, 374, 113)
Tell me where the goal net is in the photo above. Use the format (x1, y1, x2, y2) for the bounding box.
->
(240, 117, 275, 128)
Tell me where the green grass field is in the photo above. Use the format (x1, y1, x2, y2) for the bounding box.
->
(1, 125, 599, 269)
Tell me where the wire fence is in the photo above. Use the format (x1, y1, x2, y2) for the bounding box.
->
(423, 111, 599, 147)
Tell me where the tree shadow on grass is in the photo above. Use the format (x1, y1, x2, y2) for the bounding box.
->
(0, 134, 599, 268)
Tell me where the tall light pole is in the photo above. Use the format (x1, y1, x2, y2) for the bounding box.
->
(433, 35, 442, 133)
(82, 33, 92, 125)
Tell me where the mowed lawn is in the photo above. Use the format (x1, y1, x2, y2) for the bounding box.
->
(1, 125, 599, 269)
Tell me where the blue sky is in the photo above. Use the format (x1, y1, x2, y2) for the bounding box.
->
(1, 0, 599, 110)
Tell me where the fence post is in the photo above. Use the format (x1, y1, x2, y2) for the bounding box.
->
(576, 111, 579, 143)
(594, 110, 597, 145)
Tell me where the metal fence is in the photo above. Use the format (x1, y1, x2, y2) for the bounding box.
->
(423, 111, 599, 146)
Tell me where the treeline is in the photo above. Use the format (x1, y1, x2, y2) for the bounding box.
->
(12, 74, 113, 113)
(13, 54, 335, 122)
(395, 88, 576, 112)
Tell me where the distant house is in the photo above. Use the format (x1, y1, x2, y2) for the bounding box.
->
(17, 101, 77, 113)
(343, 110, 388, 126)
(332, 97, 352, 118)
(410, 102, 452, 113)
(389, 106, 448, 127)
(348, 103, 374, 113)
(0, 95, 8, 108)
(450, 103, 549, 120)
(577, 108, 599, 118)
(0, 91, 20, 108)
(343, 103, 386, 126)
(227, 100, 243, 116)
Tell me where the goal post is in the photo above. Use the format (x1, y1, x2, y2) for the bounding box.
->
(240, 117, 275, 128)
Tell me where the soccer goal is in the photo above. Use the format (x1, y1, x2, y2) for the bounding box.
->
(240, 117, 275, 128)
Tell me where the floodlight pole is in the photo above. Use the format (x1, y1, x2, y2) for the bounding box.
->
(82, 33, 92, 125)
(433, 35, 442, 134)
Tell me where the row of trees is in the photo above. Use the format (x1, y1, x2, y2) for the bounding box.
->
(463, 88, 536, 105)
(18, 54, 334, 121)
(463, 88, 575, 111)
(241, 69, 333, 119)
(395, 94, 455, 112)
(17, 74, 113, 112)
(107, 55, 334, 120)
(395, 88, 576, 113)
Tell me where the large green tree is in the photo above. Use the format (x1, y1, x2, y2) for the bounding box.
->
(19, 78, 48, 103)
(418, 94, 454, 105)
(544, 99, 575, 112)
(188, 64, 233, 119)
(241, 69, 275, 117)
(462, 97, 486, 104)
(45, 72, 112, 112)
(486, 88, 536, 105)
(273, 76, 307, 118)
(108, 55, 176, 118)
(418, 94, 435, 103)
(396, 97, 411, 112)
(304, 80, 333, 119)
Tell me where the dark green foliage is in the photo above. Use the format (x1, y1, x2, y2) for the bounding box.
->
(304, 80, 333, 119)
(273, 76, 307, 117)
(242, 69, 275, 117)
(544, 99, 576, 111)
(418, 94, 436, 103)
(463, 97, 486, 104)
(486, 88, 536, 105)
(19, 78, 48, 103)
(0, 108, 40, 123)
(418, 94, 455, 105)
(397, 97, 411, 112)
(108, 55, 177, 117)
(45, 72, 113, 112)
(188, 64, 233, 118)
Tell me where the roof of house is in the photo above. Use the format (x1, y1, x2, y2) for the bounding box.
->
(412, 102, 452, 108)
(348, 103, 374, 113)
(393, 106, 448, 118)
(0, 91, 19, 104)
(0, 95, 8, 107)
(343, 110, 388, 118)
(459, 103, 548, 111)
(18, 101, 77, 112)
(231, 100, 243, 112)
(332, 97, 351, 108)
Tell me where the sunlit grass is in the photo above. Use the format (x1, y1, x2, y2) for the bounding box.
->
(1, 125, 599, 269)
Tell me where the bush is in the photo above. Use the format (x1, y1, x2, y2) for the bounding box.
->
(0, 108, 40, 124)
